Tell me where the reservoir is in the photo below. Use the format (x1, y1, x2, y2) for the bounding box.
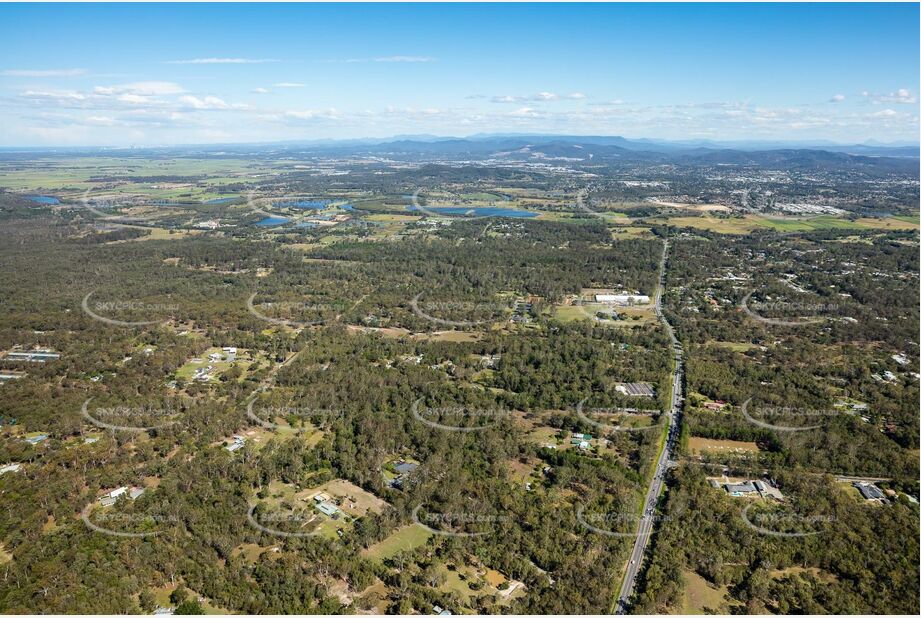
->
(255, 216, 289, 227)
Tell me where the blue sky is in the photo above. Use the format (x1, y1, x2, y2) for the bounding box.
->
(1, 2, 918, 146)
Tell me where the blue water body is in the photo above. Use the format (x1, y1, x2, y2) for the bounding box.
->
(26, 195, 60, 204)
(255, 216, 289, 227)
(295, 221, 318, 229)
(282, 200, 331, 209)
(406, 205, 537, 218)
(204, 197, 238, 204)
(339, 203, 353, 211)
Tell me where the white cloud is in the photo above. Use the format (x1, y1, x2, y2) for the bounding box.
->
(509, 107, 540, 118)
(85, 115, 118, 126)
(862, 88, 916, 104)
(830, 94, 845, 103)
(491, 91, 587, 103)
(95, 81, 185, 96)
(166, 58, 277, 65)
(252, 87, 270, 94)
(117, 93, 154, 105)
(179, 95, 248, 110)
(284, 108, 340, 120)
(870, 108, 898, 118)
(273, 82, 305, 88)
(21, 90, 87, 101)
(2, 68, 86, 77)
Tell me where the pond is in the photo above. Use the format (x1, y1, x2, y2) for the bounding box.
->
(254, 216, 289, 227)
(282, 200, 331, 209)
(26, 195, 60, 204)
(204, 197, 238, 204)
(406, 205, 537, 218)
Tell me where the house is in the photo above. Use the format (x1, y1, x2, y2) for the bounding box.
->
(316, 501, 341, 517)
(724, 480, 783, 500)
(753, 480, 784, 501)
(99, 486, 129, 507)
(615, 383, 656, 397)
(225, 435, 246, 452)
(432, 606, 452, 616)
(595, 293, 651, 305)
(0, 463, 21, 475)
(394, 461, 418, 475)
(312, 493, 332, 503)
(479, 354, 501, 368)
(387, 461, 419, 489)
(703, 400, 728, 411)
(854, 482, 885, 501)
(1, 349, 60, 363)
(724, 481, 758, 496)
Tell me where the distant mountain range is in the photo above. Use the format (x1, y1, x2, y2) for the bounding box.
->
(268, 133, 920, 158)
(2, 135, 917, 173)
(244, 134, 917, 174)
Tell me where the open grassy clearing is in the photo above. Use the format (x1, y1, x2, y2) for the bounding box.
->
(679, 570, 739, 614)
(687, 437, 760, 455)
(362, 524, 432, 562)
(656, 213, 919, 235)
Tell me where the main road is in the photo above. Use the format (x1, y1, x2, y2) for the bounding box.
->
(614, 237, 684, 614)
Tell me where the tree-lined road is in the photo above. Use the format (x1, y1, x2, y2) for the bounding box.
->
(615, 238, 684, 614)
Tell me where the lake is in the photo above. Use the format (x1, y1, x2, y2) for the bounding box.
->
(406, 205, 537, 218)
(255, 216, 289, 227)
(204, 197, 238, 204)
(282, 200, 331, 209)
(26, 195, 60, 205)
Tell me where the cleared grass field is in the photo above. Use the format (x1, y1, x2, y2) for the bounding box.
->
(362, 523, 432, 562)
(680, 570, 737, 614)
(657, 214, 919, 235)
(687, 436, 760, 455)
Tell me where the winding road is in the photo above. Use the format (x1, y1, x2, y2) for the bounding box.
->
(614, 237, 685, 614)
